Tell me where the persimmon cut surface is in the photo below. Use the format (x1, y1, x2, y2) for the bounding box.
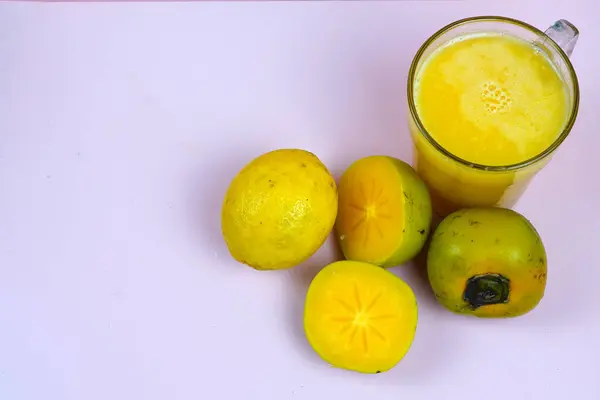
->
(336, 156, 432, 267)
(303, 260, 418, 374)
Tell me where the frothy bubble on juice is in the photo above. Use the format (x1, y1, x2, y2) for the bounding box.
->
(414, 32, 570, 166)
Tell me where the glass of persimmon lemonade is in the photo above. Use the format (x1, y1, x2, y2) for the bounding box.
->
(407, 16, 580, 217)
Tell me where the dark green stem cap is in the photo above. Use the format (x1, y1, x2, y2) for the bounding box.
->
(463, 273, 510, 310)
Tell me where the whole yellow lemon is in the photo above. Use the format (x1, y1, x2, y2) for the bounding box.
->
(221, 149, 338, 270)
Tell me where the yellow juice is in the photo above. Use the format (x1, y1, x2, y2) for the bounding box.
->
(410, 32, 570, 215)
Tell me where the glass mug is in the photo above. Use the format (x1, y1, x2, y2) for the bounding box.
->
(407, 16, 580, 217)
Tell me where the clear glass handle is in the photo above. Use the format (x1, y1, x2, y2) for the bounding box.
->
(544, 19, 579, 57)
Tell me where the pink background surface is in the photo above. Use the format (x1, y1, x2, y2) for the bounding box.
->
(1, 1, 599, 399)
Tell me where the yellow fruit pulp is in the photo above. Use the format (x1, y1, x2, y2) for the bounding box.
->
(304, 261, 418, 374)
(221, 149, 338, 270)
(415, 32, 569, 166)
(337, 157, 406, 264)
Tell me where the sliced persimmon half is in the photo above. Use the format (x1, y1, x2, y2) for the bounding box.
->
(336, 155, 432, 268)
(303, 260, 418, 374)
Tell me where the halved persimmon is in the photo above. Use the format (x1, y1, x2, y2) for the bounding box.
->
(303, 260, 418, 374)
(335, 156, 432, 268)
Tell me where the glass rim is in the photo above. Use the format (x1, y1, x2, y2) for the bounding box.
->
(407, 15, 580, 172)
